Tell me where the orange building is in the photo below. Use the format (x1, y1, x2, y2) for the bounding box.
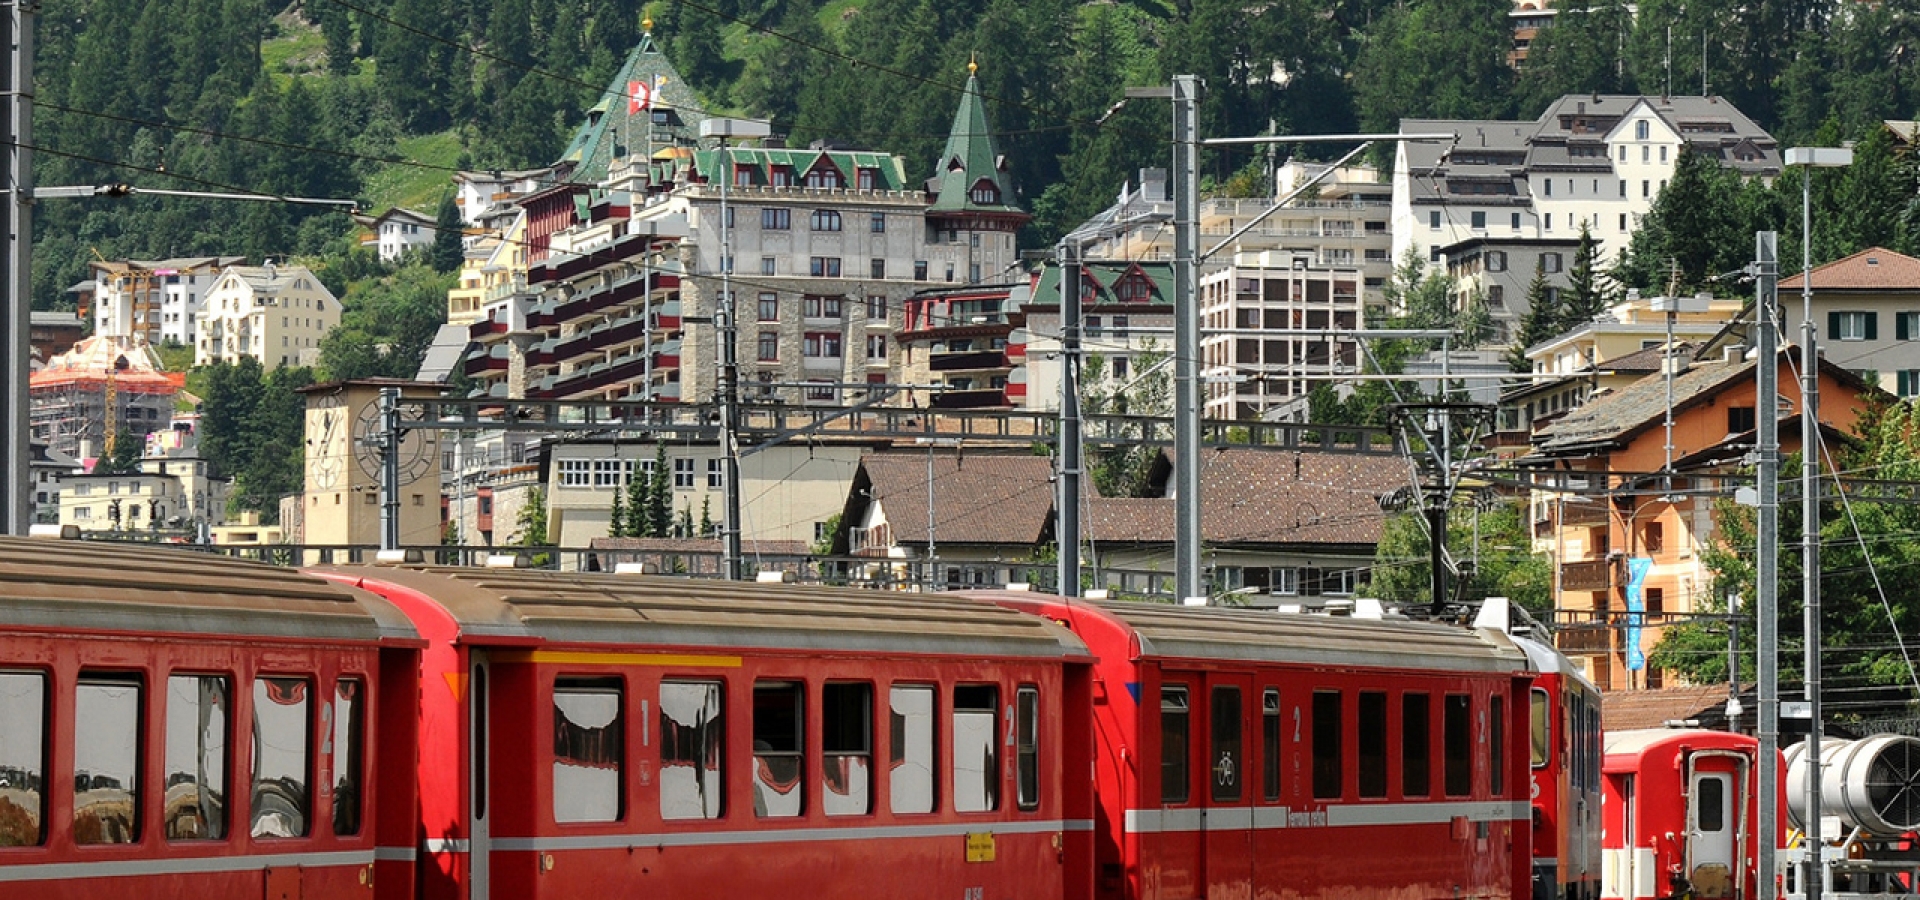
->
(1520, 347, 1876, 690)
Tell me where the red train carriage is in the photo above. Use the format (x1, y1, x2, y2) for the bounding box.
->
(313, 566, 1096, 900)
(972, 592, 1536, 900)
(0, 536, 421, 899)
(1481, 599, 1605, 900)
(1601, 728, 1782, 900)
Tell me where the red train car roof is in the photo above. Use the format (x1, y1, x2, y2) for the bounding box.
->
(1603, 727, 1757, 770)
(0, 536, 417, 642)
(320, 566, 1091, 659)
(970, 592, 1526, 672)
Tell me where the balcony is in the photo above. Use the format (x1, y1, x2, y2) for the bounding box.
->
(929, 349, 1007, 373)
(930, 388, 1010, 410)
(1561, 558, 1613, 592)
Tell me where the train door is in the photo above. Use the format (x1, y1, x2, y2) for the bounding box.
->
(468, 655, 492, 900)
(1686, 766, 1739, 898)
(1203, 674, 1254, 900)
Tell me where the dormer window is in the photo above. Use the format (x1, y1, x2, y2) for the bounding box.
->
(1116, 275, 1151, 302)
(804, 165, 843, 189)
(857, 168, 878, 190)
(969, 180, 1000, 205)
(769, 166, 794, 187)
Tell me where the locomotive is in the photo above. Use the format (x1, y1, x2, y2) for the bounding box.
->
(0, 537, 1605, 899)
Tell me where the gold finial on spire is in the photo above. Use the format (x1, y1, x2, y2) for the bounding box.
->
(968, 53, 978, 76)
(643, 15, 653, 32)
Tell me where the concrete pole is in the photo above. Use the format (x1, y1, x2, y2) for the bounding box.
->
(1800, 165, 1825, 900)
(1172, 74, 1203, 603)
(1057, 244, 1082, 597)
(380, 387, 401, 552)
(2, 3, 33, 535)
(1755, 231, 1781, 900)
(718, 140, 743, 580)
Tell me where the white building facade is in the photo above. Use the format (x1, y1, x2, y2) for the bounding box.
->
(194, 264, 342, 368)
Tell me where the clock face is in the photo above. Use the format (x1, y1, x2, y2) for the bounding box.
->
(308, 394, 346, 492)
(352, 396, 437, 485)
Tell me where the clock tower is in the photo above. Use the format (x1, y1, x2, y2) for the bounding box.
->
(300, 380, 443, 555)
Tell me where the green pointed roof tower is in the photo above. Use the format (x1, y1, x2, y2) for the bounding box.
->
(556, 17, 708, 183)
(926, 58, 1029, 228)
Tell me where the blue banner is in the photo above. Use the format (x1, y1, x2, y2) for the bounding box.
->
(1625, 557, 1653, 671)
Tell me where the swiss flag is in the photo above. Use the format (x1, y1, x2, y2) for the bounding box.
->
(628, 79, 653, 114)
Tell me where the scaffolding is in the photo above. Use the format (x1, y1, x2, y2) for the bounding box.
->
(29, 334, 179, 461)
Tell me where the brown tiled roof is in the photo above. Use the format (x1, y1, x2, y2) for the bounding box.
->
(1781, 247, 1920, 291)
(862, 452, 1056, 547)
(1531, 354, 1755, 454)
(1602, 342, 1691, 373)
(1602, 684, 1735, 730)
(1087, 450, 1412, 547)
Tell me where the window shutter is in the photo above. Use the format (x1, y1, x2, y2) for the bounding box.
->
(1900, 312, 1911, 342)
(1901, 370, 1913, 397)
(1866, 312, 1879, 341)
(1828, 311, 1841, 339)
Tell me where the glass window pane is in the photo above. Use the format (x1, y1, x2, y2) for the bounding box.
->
(1530, 688, 1550, 768)
(1261, 689, 1281, 802)
(0, 671, 46, 847)
(1210, 687, 1241, 802)
(332, 679, 364, 836)
(1403, 693, 1430, 797)
(1161, 685, 1189, 804)
(1698, 777, 1725, 832)
(1358, 692, 1387, 798)
(889, 686, 935, 814)
(1312, 691, 1342, 800)
(252, 677, 311, 837)
(953, 685, 999, 812)
(1444, 694, 1472, 797)
(753, 682, 805, 817)
(75, 678, 141, 844)
(822, 683, 872, 816)
(1490, 695, 1505, 797)
(660, 681, 724, 820)
(552, 681, 623, 824)
(165, 674, 229, 840)
(1016, 687, 1039, 810)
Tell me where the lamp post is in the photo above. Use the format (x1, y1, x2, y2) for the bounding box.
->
(1784, 145, 1851, 900)
(698, 117, 771, 581)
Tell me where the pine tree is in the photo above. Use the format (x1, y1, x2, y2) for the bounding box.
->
(624, 461, 648, 538)
(429, 193, 464, 273)
(609, 473, 629, 538)
(646, 443, 672, 538)
(699, 495, 713, 538)
(1508, 261, 1557, 373)
(1558, 222, 1610, 333)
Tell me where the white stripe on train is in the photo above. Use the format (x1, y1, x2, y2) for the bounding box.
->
(1125, 800, 1527, 834)
(0, 848, 414, 883)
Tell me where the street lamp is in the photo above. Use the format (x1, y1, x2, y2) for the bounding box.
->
(1784, 144, 1851, 900)
(697, 116, 771, 582)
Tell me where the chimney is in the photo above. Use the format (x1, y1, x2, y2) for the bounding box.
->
(1724, 344, 1744, 364)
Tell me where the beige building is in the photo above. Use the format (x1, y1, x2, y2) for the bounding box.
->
(195, 263, 342, 368)
(58, 455, 227, 535)
(299, 380, 443, 553)
(1779, 247, 1920, 399)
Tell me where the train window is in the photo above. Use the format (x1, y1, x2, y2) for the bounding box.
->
(1358, 691, 1387, 799)
(75, 677, 142, 844)
(252, 676, 311, 838)
(1403, 693, 1431, 797)
(1697, 775, 1726, 832)
(822, 683, 873, 816)
(1312, 691, 1342, 799)
(164, 674, 229, 840)
(1530, 688, 1550, 768)
(889, 686, 936, 814)
(1490, 694, 1505, 796)
(953, 685, 999, 812)
(0, 671, 46, 847)
(1261, 689, 1281, 802)
(1443, 694, 1472, 797)
(1211, 686, 1242, 802)
(552, 680, 623, 824)
(754, 681, 805, 817)
(660, 681, 725, 820)
(1016, 687, 1040, 810)
(1160, 685, 1190, 805)
(333, 678, 364, 836)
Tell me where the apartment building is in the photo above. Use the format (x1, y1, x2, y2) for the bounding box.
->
(1199, 253, 1364, 421)
(89, 257, 243, 347)
(194, 263, 341, 368)
(356, 207, 436, 263)
(1779, 247, 1920, 399)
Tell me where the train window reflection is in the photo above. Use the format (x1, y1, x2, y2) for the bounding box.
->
(888, 686, 935, 814)
(1490, 694, 1506, 797)
(75, 677, 142, 844)
(165, 674, 229, 840)
(1016, 687, 1040, 810)
(753, 681, 805, 817)
(1261, 689, 1281, 802)
(251, 676, 311, 838)
(1160, 685, 1189, 805)
(660, 681, 724, 820)
(1403, 693, 1431, 797)
(1530, 688, 1550, 768)
(1444, 694, 1472, 797)
(1312, 691, 1342, 800)
(1358, 691, 1387, 799)
(822, 683, 872, 816)
(332, 678, 364, 836)
(552, 680, 623, 824)
(0, 671, 46, 847)
(953, 685, 999, 813)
